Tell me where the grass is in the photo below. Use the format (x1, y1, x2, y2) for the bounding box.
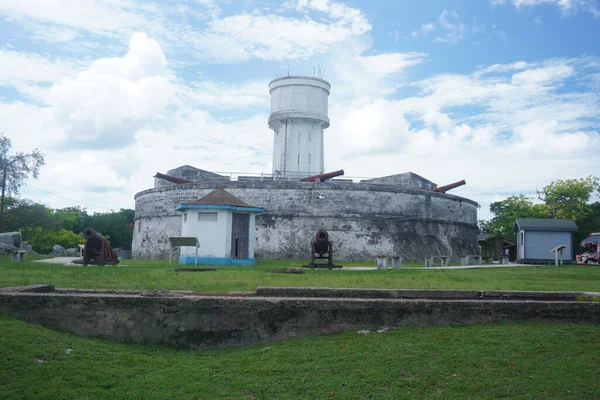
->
(1, 257, 599, 293)
(2, 257, 599, 398)
(0, 314, 598, 399)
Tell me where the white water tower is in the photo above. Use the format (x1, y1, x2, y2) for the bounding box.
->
(268, 76, 330, 179)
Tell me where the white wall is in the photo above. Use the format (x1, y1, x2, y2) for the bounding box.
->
(180, 209, 230, 258)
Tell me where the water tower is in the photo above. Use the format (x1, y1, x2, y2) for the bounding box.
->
(268, 76, 330, 179)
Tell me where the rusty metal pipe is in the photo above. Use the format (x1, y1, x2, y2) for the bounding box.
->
(300, 169, 345, 182)
(154, 172, 194, 184)
(431, 180, 466, 193)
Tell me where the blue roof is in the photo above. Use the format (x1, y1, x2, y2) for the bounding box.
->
(175, 204, 264, 213)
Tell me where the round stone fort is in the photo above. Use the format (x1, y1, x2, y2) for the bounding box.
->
(132, 75, 479, 262)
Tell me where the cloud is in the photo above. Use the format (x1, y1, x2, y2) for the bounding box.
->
(0, 49, 84, 100)
(1, 0, 372, 64)
(183, 80, 270, 109)
(0, 0, 150, 36)
(412, 10, 465, 44)
(491, 0, 600, 17)
(46, 32, 175, 148)
(190, 1, 371, 62)
(322, 56, 600, 219)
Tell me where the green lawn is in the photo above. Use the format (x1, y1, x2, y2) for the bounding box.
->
(2, 257, 599, 399)
(1, 314, 598, 399)
(1, 257, 599, 293)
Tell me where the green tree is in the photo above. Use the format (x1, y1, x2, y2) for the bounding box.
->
(3, 198, 56, 232)
(486, 195, 548, 238)
(0, 134, 45, 232)
(536, 176, 600, 221)
(84, 209, 134, 249)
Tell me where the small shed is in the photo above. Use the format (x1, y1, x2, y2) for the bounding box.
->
(175, 189, 264, 265)
(513, 218, 578, 264)
(478, 234, 515, 260)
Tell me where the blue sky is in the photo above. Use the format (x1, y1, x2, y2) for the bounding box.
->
(0, 0, 599, 218)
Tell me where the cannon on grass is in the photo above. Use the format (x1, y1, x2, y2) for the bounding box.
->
(81, 227, 119, 266)
(302, 229, 342, 269)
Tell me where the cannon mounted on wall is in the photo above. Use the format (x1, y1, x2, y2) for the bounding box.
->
(300, 169, 345, 182)
(302, 229, 342, 269)
(430, 179, 466, 193)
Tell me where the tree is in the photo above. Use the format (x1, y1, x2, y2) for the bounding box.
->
(485, 195, 548, 238)
(537, 176, 600, 221)
(0, 134, 45, 232)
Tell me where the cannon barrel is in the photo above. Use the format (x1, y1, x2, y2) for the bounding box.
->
(314, 229, 330, 255)
(83, 227, 105, 250)
(154, 172, 194, 184)
(431, 179, 466, 193)
(82, 227, 118, 266)
(300, 169, 345, 182)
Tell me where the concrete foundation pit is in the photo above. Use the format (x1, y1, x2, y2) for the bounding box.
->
(1, 285, 598, 349)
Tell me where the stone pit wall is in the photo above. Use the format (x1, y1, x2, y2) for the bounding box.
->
(133, 181, 479, 261)
(1, 285, 599, 350)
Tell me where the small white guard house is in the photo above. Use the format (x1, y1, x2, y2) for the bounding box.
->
(175, 189, 264, 265)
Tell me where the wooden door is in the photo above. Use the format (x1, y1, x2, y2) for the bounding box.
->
(231, 213, 249, 259)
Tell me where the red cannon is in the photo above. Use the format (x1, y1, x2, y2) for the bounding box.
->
(302, 229, 342, 269)
(431, 180, 466, 193)
(154, 172, 194, 184)
(300, 169, 345, 182)
(82, 227, 119, 266)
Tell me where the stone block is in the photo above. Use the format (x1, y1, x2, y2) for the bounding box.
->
(376, 257, 387, 270)
(391, 256, 402, 270)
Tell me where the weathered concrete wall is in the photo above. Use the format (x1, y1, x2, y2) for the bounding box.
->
(1, 285, 598, 350)
(133, 181, 479, 261)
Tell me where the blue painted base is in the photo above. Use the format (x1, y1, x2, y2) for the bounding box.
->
(179, 256, 255, 266)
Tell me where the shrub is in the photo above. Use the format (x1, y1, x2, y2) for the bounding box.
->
(24, 227, 84, 254)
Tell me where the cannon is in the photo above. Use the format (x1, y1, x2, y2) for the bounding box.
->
(154, 172, 194, 184)
(81, 227, 119, 266)
(300, 169, 345, 182)
(302, 229, 342, 269)
(431, 180, 466, 193)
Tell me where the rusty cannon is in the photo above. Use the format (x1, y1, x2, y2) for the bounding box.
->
(431, 179, 466, 193)
(300, 169, 345, 182)
(81, 227, 119, 266)
(154, 172, 194, 184)
(302, 229, 342, 269)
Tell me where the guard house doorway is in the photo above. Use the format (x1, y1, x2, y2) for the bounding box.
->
(231, 213, 249, 260)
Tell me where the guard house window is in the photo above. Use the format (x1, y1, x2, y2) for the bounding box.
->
(308, 153, 312, 165)
(183, 213, 187, 223)
(198, 212, 218, 222)
(308, 132, 312, 142)
(298, 154, 300, 164)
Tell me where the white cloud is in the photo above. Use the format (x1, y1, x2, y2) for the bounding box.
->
(355, 53, 428, 77)
(492, 0, 600, 17)
(322, 56, 600, 219)
(412, 10, 465, 44)
(195, 1, 371, 62)
(0, 0, 150, 36)
(184, 80, 270, 109)
(46, 32, 175, 147)
(435, 10, 465, 44)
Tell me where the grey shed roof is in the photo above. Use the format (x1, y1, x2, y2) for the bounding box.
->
(513, 218, 578, 232)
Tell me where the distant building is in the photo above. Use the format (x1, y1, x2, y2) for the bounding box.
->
(478, 234, 515, 260)
(513, 218, 578, 264)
